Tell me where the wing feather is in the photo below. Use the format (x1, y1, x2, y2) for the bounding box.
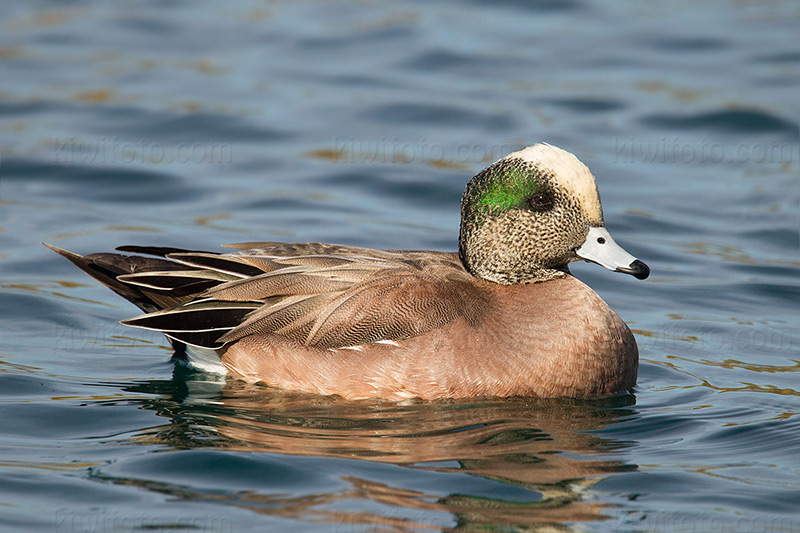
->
(215, 266, 484, 349)
(51, 241, 486, 351)
(166, 253, 264, 277)
(203, 264, 391, 301)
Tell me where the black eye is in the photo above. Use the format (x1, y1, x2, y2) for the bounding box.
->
(597, 237, 606, 244)
(527, 192, 553, 211)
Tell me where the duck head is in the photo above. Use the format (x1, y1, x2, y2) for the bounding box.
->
(458, 143, 649, 284)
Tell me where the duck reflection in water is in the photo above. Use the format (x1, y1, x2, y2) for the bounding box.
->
(98, 375, 638, 530)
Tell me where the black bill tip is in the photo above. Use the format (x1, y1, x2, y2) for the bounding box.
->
(617, 259, 650, 280)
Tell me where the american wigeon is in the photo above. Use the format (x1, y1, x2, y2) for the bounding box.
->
(46, 143, 648, 400)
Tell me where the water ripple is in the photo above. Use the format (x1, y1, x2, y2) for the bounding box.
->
(640, 108, 797, 135)
(360, 102, 516, 131)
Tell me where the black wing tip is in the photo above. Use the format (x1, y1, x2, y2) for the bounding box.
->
(43, 242, 77, 258)
(115, 245, 209, 257)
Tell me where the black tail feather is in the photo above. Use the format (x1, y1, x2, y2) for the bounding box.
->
(44, 243, 173, 313)
(44, 243, 260, 352)
(115, 245, 210, 258)
(44, 243, 219, 309)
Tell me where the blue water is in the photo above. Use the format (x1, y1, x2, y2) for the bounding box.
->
(1, 1, 799, 531)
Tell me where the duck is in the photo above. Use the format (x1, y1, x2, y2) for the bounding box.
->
(45, 143, 649, 400)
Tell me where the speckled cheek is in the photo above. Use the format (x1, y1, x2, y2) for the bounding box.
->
(554, 194, 591, 254)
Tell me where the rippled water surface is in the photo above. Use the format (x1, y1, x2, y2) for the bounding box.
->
(2, 1, 799, 531)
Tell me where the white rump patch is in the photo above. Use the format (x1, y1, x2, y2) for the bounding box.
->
(185, 345, 228, 375)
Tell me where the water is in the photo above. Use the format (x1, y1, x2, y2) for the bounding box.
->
(1, 0, 798, 531)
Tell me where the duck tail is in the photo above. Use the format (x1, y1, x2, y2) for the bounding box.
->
(42, 243, 204, 313)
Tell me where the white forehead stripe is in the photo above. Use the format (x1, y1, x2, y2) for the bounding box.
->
(501, 144, 603, 224)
